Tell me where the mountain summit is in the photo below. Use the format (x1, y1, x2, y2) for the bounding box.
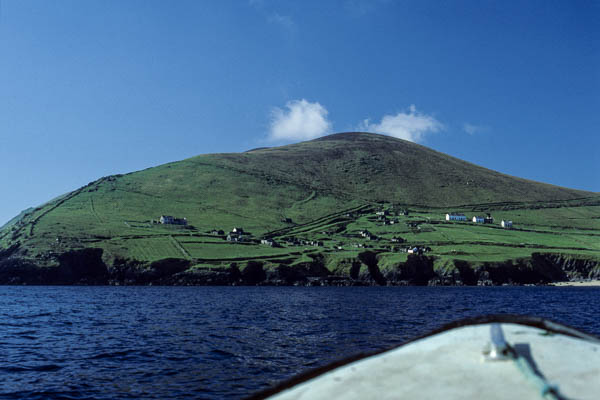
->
(241, 132, 589, 205)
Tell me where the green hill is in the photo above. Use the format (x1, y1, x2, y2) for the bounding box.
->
(0, 207, 34, 231)
(1, 132, 599, 285)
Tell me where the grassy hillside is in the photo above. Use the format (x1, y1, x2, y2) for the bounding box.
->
(0, 207, 34, 231)
(1, 132, 598, 281)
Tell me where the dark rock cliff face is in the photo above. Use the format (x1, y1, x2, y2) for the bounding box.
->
(383, 254, 436, 285)
(538, 253, 600, 280)
(0, 248, 598, 286)
(433, 253, 598, 286)
(53, 248, 109, 284)
(0, 258, 46, 285)
(0, 248, 108, 285)
(358, 251, 387, 286)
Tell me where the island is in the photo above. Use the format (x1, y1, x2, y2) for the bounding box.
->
(1, 132, 598, 285)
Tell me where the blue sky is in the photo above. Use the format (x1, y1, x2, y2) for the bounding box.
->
(1, 0, 598, 225)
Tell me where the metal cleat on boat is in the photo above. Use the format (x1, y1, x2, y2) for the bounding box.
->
(482, 323, 514, 361)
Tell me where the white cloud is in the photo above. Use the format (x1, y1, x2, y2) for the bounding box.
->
(463, 123, 488, 135)
(359, 105, 443, 143)
(269, 99, 332, 142)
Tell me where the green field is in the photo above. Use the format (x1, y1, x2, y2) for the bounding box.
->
(1, 132, 598, 276)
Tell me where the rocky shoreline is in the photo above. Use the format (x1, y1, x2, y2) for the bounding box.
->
(0, 245, 598, 286)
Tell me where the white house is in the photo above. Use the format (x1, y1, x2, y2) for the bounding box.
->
(227, 233, 244, 242)
(501, 220, 513, 229)
(159, 215, 174, 224)
(446, 213, 467, 221)
(159, 215, 187, 225)
(472, 216, 485, 223)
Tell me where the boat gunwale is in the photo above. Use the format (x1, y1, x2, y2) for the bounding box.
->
(246, 314, 600, 400)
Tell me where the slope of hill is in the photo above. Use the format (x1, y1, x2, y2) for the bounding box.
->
(1, 132, 598, 285)
(0, 207, 34, 231)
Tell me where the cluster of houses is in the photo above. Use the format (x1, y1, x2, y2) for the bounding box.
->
(280, 237, 324, 247)
(374, 209, 409, 225)
(260, 238, 279, 247)
(358, 230, 378, 240)
(206, 222, 429, 255)
(209, 226, 325, 247)
(377, 215, 400, 225)
(376, 209, 410, 216)
(407, 245, 431, 254)
(226, 227, 247, 242)
(445, 213, 513, 229)
(154, 205, 516, 259)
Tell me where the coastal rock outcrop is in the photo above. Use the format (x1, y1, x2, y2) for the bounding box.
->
(0, 247, 598, 286)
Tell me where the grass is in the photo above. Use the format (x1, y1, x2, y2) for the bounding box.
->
(1, 132, 598, 271)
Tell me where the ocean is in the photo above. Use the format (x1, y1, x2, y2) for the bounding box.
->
(0, 286, 599, 399)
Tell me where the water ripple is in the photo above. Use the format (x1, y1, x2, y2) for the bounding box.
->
(0, 286, 598, 399)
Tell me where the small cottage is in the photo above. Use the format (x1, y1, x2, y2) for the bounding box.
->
(446, 213, 467, 221)
(472, 216, 485, 223)
(260, 239, 277, 247)
(227, 233, 245, 242)
(501, 220, 513, 229)
(159, 215, 188, 225)
(159, 215, 173, 224)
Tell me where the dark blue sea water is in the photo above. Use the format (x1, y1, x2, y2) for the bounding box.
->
(0, 286, 599, 399)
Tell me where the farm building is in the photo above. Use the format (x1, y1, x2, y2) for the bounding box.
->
(159, 215, 187, 225)
(472, 216, 485, 223)
(446, 213, 467, 221)
(484, 214, 494, 224)
(408, 246, 430, 254)
(260, 239, 277, 247)
(501, 220, 513, 229)
(227, 233, 245, 242)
